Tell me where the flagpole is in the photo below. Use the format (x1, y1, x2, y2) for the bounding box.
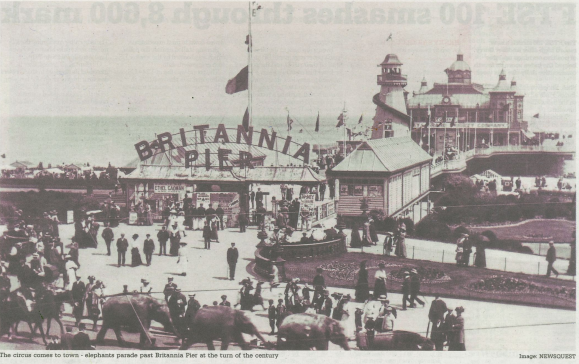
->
(247, 2, 253, 129)
(443, 111, 447, 158)
(343, 103, 347, 156)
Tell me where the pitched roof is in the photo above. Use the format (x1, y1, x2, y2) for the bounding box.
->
(123, 165, 322, 183)
(332, 137, 432, 174)
(408, 93, 490, 109)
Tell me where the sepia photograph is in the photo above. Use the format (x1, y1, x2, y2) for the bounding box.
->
(0, 0, 576, 359)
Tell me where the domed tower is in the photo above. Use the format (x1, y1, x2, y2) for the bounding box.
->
(445, 52, 471, 85)
(370, 54, 410, 139)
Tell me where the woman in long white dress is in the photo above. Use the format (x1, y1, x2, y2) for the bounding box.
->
(65, 256, 79, 290)
(177, 212, 186, 237)
(176, 242, 188, 276)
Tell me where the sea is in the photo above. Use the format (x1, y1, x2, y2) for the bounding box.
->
(1, 115, 354, 167)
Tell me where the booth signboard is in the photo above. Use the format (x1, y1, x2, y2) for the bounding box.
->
(327, 201, 335, 216)
(129, 212, 138, 225)
(154, 184, 186, 194)
(195, 192, 211, 208)
(300, 194, 316, 208)
(67, 210, 74, 224)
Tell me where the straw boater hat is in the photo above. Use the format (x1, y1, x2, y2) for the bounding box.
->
(410, 269, 418, 274)
(170, 210, 177, 214)
(142, 279, 149, 284)
(178, 211, 185, 216)
(377, 295, 388, 301)
(188, 293, 196, 298)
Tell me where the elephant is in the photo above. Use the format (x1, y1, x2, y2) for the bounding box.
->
(358, 330, 435, 351)
(31, 289, 70, 337)
(277, 313, 350, 350)
(96, 294, 178, 348)
(180, 305, 268, 350)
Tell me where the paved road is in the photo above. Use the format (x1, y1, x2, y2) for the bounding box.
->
(0, 223, 575, 351)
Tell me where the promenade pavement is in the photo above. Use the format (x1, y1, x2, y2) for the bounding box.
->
(0, 223, 575, 351)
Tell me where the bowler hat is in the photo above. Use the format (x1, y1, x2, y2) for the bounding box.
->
(221, 295, 227, 299)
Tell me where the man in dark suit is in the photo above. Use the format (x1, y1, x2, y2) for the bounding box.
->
(157, 226, 169, 256)
(226, 243, 239, 280)
(206, 205, 216, 223)
(72, 323, 92, 349)
(250, 190, 255, 209)
(71, 276, 85, 326)
(116, 233, 128, 267)
(219, 295, 231, 307)
(101, 222, 114, 256)
(143, 234, 155, 266)
(546, 241, 559, 277)
(163, 277, 177, 303)
(185, 294, 201, 330)
(267, 299, 276, 334)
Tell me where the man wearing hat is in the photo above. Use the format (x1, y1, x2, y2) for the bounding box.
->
(101, 222, 114, 256)
(226, 243, 239, 281)
(267, 299, 277, 334)
(429, 294, 448, 351)
(410, 269, 425, 307)
(143, 234, 155, 266)
(401, 272, 412, 310)
(219, 295, 231, 307)
(546, 241, 559, 277)
(163, 277, 177, 303)
(185, 293, 201, 329)
(157, 226, 170, 256)
(168, 287, 187, 335)
(140, 279, 152, 294)
(319, 290, 333, 317)
(116, 233, 129, 267)
(312, 268, 326, 307)
(71, 275, 86, 326)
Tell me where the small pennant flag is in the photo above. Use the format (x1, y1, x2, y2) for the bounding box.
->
(336, 113, 344, 128)
(287, 114, 293, 131)
(386, 33, 392, 42)
(358, 114, 363, 124)
(242, 107, 249, 131)
(346, 128, 352, 139)
(245, 35, 251, 52)
(533, 113, 539, 118)
(226, 66, 249, 94)
(315, 112, 320, 132)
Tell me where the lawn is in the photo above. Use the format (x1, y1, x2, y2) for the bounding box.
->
(468, 219, 575, 243)
(278, 252, 576, 310)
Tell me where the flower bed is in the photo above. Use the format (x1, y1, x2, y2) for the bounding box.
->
(389, 266, 451, 284)
(468, 275, 576, 300)
(317, 260, 402, 282)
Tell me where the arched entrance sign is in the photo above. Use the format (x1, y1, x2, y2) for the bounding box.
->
(135, 124, 311, 170)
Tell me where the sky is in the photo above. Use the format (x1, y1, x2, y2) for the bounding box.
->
(0, 1, 576, 165)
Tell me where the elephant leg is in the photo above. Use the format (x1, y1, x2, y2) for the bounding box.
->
(220, 334, 231, 350)
(113, 327, 127, 347)
(206, 340, 215, 350)
(96, 323, 109, 344)
(234, 331, 249, 350)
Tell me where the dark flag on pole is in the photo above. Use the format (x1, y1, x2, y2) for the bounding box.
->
(346, 128, 352, 140)
(358, 114, 363, 124)
(287, 114, 293, 131)
(315, 112, 320, 132)
(533, 113, 540, 118)
(336, 113, 344, 128)
(242, 107, 249, 131)
(226, 66, 249, 94)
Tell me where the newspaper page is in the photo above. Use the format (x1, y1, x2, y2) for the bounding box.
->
(0, 1, 576, 363)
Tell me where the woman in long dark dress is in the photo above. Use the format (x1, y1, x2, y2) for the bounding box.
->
(210, 218, 219, 243)
(350, 222, 362, 248)
(355, 260, 370, 302)
(131, 234, 143, 267)
(474, 239, 487, 268)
